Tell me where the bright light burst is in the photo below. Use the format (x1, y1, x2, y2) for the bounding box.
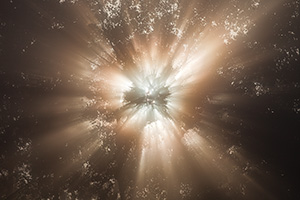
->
(2, 0, 299, 199)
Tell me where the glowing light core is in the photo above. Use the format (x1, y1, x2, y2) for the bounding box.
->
(123, 77, 170, 108)
(118, 72, 175, 130)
